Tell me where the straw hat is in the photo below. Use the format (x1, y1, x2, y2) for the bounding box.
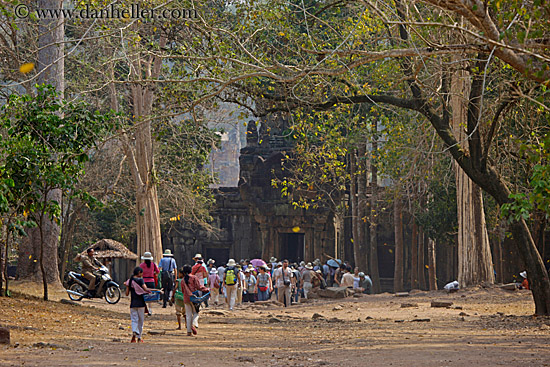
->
(162, 249, 173, 257)
(210, 268, 218, 274)
(141, 251, 154, 261)
(193, 253, 203, 260)
(269, 257, 277, 263)
(227, 258, 237, 267)
(305, 262, 313, 270)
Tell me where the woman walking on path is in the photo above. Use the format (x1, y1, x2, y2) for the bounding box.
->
(125, 266, 150, 343)
(181, 265, 209, 336)
(207, 268, 221, 305)
(243, 268, 257, 302)
(256, 265, 272, 301)
(140, 251, 159, 315)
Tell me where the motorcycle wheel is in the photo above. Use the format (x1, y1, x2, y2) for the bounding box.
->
(68, 283, 85, 301)
(105, 285, 121, 304)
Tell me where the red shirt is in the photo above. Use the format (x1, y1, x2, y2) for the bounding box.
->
(139, 262, 159, 283)
(191, 263, 208, 279)
(180, 274, 209, 303)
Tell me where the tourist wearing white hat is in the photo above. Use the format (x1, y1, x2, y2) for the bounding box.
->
(301, 263, 315, 299)
(207, 268, 221, 305)
(158, 249, 177, 308)
(191, 253, 209, 307)
(139, 251, 159, 316)
(223, 259, 240, 310)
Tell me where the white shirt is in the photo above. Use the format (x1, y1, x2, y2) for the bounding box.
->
(273, 267, 293, 288)
(238, 271, 245, 288)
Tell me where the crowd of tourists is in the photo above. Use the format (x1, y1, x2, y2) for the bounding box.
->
(124, 250, 373, 342)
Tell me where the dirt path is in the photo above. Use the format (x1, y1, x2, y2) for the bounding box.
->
(1, 285, 550, 367)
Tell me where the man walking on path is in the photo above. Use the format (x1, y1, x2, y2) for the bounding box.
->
(223, 259, 240, 311)
(273, 260, 292, 306)
(301, 263, 314, 299)
(159, 249, 177, 308)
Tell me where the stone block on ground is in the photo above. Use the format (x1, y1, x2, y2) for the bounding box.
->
(148, 330, 166, 335)
(307, 291, 320, 299)
(500, 283, 517, 291)
(312, 313, 325, 320)
(0, 327, 9, 344)
(431, 301, 453, 308)
(411, 318, 430, 322)
(317, 287, 353, 299)
(395, 292, 410, 297)
(203, 310, 227, 316)
(236, 356, 254, 363)
(60, 299, 80, 306)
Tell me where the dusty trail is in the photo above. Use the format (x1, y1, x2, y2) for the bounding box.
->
(1, 284, 549, 366)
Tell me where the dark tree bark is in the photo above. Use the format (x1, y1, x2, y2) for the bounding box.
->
(411, 221, 419, 289)
(428, 238, 437, 290)
(418, 228, 427, 290)
(393, 199, 404, 292)
(369, 122, 381, 293)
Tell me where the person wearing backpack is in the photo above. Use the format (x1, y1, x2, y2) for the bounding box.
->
(223, 259, 240, 311)
(159, 249, 177, 308)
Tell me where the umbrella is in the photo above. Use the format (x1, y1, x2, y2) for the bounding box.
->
(250, 259, 267, 268)
(327, 259, 340, 268)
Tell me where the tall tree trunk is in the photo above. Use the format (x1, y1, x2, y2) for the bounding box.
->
(410, 220, 419, 289)
(369, 122, 380, 293)
(393, 199, 404, 292)
(1, 218, 13, 296)
(510, 220, 550, 315)
(451, 59, 495, 287)
(427, 238, 437, 290)
(128, 83, 163, 264)
(356, 145, 368, 272)
(124, 39, 166, 264)
(350, 151, 361, 269)
(418, 228, 427, 290)
(16, 0, 64, 298)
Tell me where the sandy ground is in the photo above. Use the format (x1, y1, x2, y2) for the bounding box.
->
(1, 282, 550, 367)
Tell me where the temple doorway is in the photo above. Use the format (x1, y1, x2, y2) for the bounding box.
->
(205, 248, 230, 267)
(280, 233, 304, 263)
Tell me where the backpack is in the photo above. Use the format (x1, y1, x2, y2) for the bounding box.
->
(161, 270, 171, 283)
(225, 268, 237, 285)
(174, 279, 184, 301)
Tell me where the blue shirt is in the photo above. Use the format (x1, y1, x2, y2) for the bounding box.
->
(158, 257, 177, 272)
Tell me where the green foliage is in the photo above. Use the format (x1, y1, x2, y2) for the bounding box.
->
(0, 84, 116, 227)
(502, 133, 550, 222)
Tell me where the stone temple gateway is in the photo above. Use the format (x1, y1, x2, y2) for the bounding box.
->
(162, 117, 337, 267)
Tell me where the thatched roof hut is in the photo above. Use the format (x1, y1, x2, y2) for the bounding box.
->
(80, 239, 138, 260)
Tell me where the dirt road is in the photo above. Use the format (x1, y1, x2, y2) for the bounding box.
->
(1, 284, 549, 366)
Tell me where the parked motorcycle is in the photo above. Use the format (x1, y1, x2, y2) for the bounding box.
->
(66, 265, 121, 304)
